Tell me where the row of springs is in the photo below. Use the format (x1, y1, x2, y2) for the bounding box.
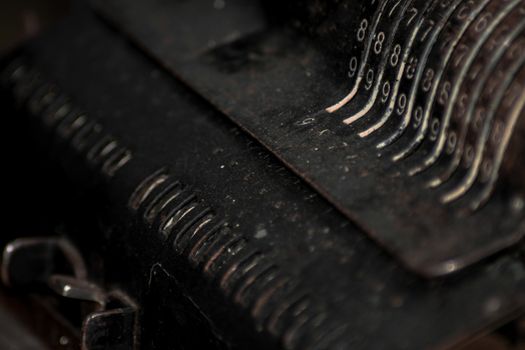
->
(126, 165, 335, 346)
(0, 57, 133, 178)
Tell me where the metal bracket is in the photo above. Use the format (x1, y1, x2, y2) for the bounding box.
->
(1, 237, 139, 350)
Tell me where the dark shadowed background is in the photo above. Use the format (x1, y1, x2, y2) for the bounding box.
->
(0, 0, 70, 53)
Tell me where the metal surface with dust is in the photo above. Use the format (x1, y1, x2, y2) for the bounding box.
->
(91, 0, 525, 277)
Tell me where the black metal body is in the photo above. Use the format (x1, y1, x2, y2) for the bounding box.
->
(0, 2, 524, 349)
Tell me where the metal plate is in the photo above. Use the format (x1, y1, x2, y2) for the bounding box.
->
(91, 0, 525, 276)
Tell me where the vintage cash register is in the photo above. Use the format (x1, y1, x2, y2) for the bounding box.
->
(0, 0, 524, 349)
